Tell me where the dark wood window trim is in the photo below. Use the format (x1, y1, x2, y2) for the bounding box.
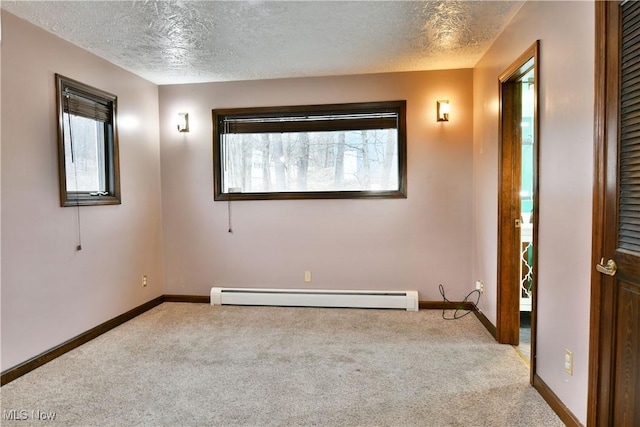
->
(55, 74, 121, 207)
(212, 101, 407, 201)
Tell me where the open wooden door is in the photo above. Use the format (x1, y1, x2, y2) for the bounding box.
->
(590, 2, 640, 425)
(497, 42, 539, 376)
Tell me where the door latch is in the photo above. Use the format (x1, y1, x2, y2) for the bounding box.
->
(596, 258, 617, 276)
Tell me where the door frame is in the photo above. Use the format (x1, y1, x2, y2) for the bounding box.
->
(589, 2, 619, 424)
(497, 41, 540, 381)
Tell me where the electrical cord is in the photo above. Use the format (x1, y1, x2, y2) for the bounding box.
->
(438, 283, 481, 320)
(228, 191, 233, 233)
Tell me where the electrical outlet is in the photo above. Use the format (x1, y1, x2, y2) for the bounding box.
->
(475, 280, 485, 294)
(304, 271, 312, 283)
(564, 349, 573, 375)
(142, 275, 148, 287)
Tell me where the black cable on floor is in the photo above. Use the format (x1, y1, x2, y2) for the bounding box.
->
(438, 283, 481, 320)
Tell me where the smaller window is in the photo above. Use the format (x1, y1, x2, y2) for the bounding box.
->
(212, 101, 407, 201)
(56, 74, 120, 207)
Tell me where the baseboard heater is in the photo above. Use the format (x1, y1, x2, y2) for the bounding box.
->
(210, 287, 419, 311)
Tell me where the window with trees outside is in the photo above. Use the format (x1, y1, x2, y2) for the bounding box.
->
(56, 74, 120, 207)
(212, 101, 407, 201)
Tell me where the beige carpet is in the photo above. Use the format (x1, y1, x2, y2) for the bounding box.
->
(0, 303, 563, 426)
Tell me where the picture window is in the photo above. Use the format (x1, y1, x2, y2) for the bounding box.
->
(212, 101, 407, 201)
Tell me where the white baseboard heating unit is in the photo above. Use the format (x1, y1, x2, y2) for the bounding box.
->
(210, 287, 419, 311)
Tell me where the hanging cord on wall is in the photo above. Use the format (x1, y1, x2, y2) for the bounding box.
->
(65, 92, 83, 251)
(438, 283, 480, 320)
(223, 119, 236, 234)
(227, 191, 233, 233)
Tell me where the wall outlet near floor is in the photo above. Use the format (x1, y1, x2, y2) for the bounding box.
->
(564, 349, 573, 375)
(304, 271, 312, 283)
(475, 280, 485, 294)
(142, 275, 148, 287)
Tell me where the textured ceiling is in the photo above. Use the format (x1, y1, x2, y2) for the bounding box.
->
(2, 1, 524, 85)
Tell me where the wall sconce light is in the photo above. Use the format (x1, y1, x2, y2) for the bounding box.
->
(177, 112, 189, 132)
(437, 100, 450, 122)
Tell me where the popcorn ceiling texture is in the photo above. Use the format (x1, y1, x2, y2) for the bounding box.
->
(2, 1, 524, 85)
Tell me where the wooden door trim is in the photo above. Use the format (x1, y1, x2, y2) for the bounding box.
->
(499, 42, 539, 82)
(497, 42, 540, 374)
(529, 40, 540, 385)
(587, 2, 607, 425)
(497, 78, 522, 346)
(589, 2, 621, 425)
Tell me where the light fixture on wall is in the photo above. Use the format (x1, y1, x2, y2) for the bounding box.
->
(177, 112, 189, 132)
(437, 100, 450, 122)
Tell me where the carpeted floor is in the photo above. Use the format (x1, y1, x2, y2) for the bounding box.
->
(1, 303, 563, 426)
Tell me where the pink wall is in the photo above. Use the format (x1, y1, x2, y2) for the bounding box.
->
(0, 12, 164, 370)
(0, 5, 598, 420)
(473, 1, 594, 423)
(159, 70, 474, 301)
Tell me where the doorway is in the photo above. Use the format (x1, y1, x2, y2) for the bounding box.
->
(497, 42, 539, 376)
(518, 67, 535, 362)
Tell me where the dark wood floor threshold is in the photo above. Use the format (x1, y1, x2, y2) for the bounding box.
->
(533, 374, 581, 427)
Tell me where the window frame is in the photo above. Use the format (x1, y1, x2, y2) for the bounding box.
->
(55, 74, 121, 207)
(212, 100, 407, 201)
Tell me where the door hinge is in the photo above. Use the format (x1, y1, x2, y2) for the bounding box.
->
(515, 219, 521, 228)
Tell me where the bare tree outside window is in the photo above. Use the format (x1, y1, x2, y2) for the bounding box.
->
(213, 101, 406, 201)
